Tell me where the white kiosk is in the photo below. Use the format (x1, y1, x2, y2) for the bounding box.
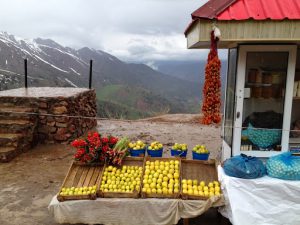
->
(185, 0, 300, 159)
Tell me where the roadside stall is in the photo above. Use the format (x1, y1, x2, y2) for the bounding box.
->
(48, 133, 225, 225)
(184, 0, 300, 224)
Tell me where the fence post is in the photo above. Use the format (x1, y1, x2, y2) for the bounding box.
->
(24, 59, 28, 88)
(89, 60, 93, 89)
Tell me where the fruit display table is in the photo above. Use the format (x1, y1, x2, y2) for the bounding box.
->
(48, 195, 224, 225)
(218, 166, 300, 225)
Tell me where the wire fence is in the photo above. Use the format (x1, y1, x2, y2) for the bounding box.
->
(0, 109, 299, 133)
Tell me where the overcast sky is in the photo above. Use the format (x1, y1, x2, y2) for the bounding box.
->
(0, 0, 227, 63)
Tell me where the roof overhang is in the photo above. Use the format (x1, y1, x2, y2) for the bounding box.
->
(186, 19, 300, 49)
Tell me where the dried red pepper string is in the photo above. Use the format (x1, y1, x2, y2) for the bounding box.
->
(201, 30, 221, 125)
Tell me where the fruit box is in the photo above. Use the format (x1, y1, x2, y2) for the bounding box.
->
(141, 156, 181, 199)
(57, 162, 104, 202)
(180, 159, 220, 200)
(99, 157, 144, 198)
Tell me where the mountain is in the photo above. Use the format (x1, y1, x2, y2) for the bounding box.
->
(0, 32, 201, 119)
(152, 60, 227, 87)
(152, 60, 228, 101)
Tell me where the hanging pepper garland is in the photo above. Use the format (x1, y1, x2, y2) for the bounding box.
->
(201, 28, 221, 125)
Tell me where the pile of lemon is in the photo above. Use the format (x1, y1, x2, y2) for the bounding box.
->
(182, 180, 221, 197)
(128, 140, 146, 150)
(100, 165, 143, 193)
(60, 185, 97, 196)
(142, 159, 180, 195)
(148, 141, 163, 150)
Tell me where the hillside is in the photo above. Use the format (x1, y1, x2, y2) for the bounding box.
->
(96, 85, 178, 119)
(0, 32, 201, 118)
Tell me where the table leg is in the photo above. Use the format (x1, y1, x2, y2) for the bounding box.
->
(183, 218, 189, 225)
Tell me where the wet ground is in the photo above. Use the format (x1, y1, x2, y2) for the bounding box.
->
(0, 116, 231, 225)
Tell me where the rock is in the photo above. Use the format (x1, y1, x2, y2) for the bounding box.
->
(54, 134, 68, 141)
(55, 116, 69, 123)
(47, 121, 55, 127)
(53, 106, 67, 115)
(56, 122, 67, 128)
(39, 102, 48, 109)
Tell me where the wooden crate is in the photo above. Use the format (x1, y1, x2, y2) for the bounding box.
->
(181, 159, 220, 200)
(141, 157, 181, 199)
(57, 162, 104, 201)
(99, 157, 144, 198)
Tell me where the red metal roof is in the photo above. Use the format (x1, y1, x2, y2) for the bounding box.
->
(185, 0, 300, 36)
(192, 0, 300, 21)
(217, 0, 300, 20)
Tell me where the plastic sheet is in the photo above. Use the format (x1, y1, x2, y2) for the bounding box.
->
(218, 166, 300, 225)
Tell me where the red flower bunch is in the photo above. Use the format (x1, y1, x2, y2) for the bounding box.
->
(71, 131, 118, 164)
(201, 30, 222, 125)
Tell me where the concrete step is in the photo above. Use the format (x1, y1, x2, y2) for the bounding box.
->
(0, 146, 20, 162)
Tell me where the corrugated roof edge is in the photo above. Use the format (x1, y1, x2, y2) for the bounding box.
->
(185, 0, 237, 36)
(191, 0, 237, 20)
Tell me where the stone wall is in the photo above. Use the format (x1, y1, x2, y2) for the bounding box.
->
(37, 89, 97, 143)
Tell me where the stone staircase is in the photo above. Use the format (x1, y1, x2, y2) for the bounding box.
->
(0, 97, 38, 162)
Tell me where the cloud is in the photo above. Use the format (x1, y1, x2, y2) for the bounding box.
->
(0, 0, 221, 62)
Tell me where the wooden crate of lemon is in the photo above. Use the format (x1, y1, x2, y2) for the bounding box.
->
(141, 157, 181, 198)
(99, 157, 144, 198)
(57, 162, 103, 201)
(181, 159, 221, 200)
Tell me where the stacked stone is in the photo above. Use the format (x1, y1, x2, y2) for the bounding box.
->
(37, 90, 97, 143)
(0, 97, 39, 162)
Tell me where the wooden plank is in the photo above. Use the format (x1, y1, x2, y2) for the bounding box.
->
(63, 164, 79, 188)
(72, 166, 84, 187)
(83, 167, 95, 187)
(77, 167, 89, 187)
(89, 166, 101, 187)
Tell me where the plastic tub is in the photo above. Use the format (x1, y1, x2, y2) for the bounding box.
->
(192, 152, 210, 160)
(171, 149, 187, 157)
(147, 148, 163, 157)
(129, 148, 146, 157)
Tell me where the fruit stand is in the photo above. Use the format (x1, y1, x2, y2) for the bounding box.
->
(48, 132, 225, 225)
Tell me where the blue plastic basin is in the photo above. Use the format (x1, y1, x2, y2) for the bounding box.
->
(147, 148, 163, 157)
(171, 149, 187, 157)
(192, 151, 209, 160)
(129, 148, 146, 157)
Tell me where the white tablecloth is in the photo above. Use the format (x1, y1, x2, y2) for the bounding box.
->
(48, 195, 224, 225)
(218, 166, 300, 225)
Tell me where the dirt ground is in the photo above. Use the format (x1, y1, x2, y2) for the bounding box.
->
(0, 114, 229, 225)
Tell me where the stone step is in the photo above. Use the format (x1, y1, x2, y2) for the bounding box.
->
(0, 106, 37, 120)
(0, 146, 20, 162)
(0, 97, 38, 108)
(0, 119, 35, 133)
(0, 133, 24, 147)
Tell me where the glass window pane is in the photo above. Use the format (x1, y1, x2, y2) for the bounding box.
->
(241, 52, 288, 151)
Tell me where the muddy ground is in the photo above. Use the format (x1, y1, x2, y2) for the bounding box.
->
(0, 114, 229, 225)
